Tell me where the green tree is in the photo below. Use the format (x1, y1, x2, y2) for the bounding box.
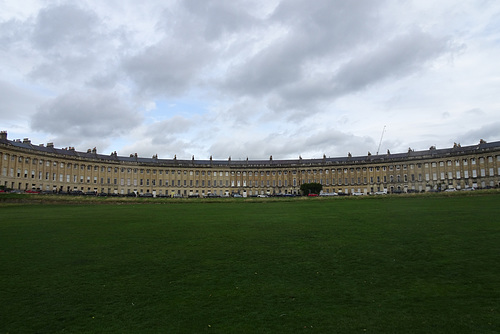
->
(300, 182, 323, 195)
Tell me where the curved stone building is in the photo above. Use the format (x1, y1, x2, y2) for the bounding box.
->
(1, 131, 499, 196)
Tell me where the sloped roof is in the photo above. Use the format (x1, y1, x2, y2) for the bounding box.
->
(1, 134, 499, 168)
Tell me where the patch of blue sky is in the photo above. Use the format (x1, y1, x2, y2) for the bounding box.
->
(146, 97, 209, 123)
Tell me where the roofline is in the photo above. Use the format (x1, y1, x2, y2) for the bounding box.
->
(1, 132, 499, 168)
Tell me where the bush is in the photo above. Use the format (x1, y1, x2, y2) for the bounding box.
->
(300, 182, 323, 195)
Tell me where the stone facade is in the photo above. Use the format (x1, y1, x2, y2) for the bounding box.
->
(1, 131, 499, 196)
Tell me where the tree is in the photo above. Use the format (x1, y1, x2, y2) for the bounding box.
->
(300, 182, 323, 195)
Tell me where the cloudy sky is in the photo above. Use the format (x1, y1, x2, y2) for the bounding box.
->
(1, 0, 499, 160)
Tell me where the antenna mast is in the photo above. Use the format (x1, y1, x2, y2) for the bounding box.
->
(376, 125, 386, 155)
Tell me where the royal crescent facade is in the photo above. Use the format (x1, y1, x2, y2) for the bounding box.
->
(1, 131, 499, 196)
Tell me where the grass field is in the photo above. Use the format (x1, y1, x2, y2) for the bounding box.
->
(1, 194, 499, 333)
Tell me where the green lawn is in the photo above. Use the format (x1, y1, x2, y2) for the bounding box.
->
(1, 195, 499, 333)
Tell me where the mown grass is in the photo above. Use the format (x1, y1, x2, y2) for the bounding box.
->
(0, 194, 499, 333)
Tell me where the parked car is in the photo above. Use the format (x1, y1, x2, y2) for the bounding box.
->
(307, 193, 319, 197)
(374, 190, 387, 195)
(444, 188, 457, 192)
(320, 192, 338, 196)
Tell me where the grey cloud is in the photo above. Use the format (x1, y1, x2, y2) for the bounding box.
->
(182, 0, 259, 40)
(0, 19, 30, 49)
(271, 29, 454, 114)
(123, 38, 213, 97)
(461, 122, 500, 145)
(221, 0, 379, 97)
(123, 0, 260, 97)
(31, 90, 142, 141)
(32, 4, 100, 50)
(27, 4, 126, 86)
(331, 30, 452, 95)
